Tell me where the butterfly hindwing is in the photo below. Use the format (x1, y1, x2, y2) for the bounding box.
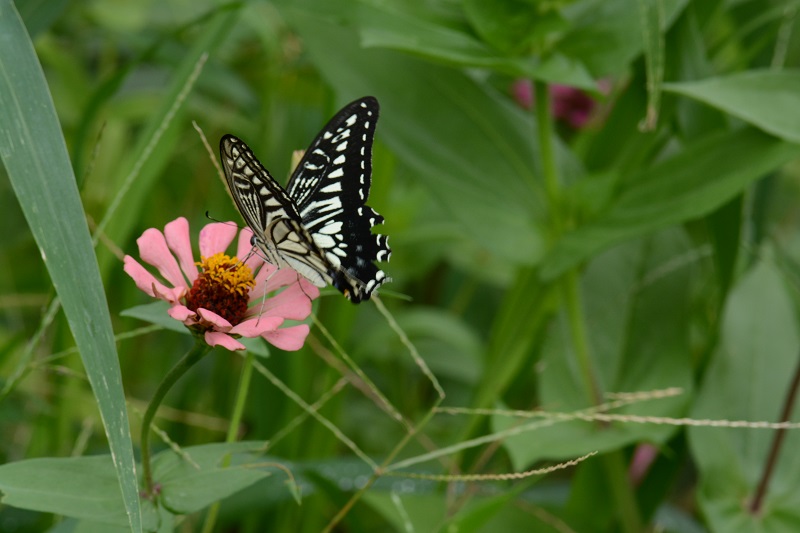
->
(220, 96, 391, 302)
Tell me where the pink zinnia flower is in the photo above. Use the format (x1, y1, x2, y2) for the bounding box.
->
(123, 217, 319, 351)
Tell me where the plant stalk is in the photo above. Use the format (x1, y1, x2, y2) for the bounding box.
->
(141, 340, 212, 498)
(749, 351, 800, 513)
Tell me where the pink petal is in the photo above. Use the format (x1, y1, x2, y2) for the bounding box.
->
(229, 316, 284, 337)
(511, 79, 533, 109)
(164, 217, 198, 285)
(137, 228, 189, 291)
(153, 282, 185, 305)
(248, 283, 314, 321)
(167, 305, 196, 323)
(205, 331, 246, 351)
(262, 324, 310, 351)
(196, 308, 233, 331)
(124, 256, 174, 301)
(199, 222, 238, 258)
(629, 443, 659, 485)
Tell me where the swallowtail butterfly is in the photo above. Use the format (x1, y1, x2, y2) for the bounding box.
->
(220, 96, 390, 303)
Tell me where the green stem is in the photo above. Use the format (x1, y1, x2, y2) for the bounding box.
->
(749, 351, 800, 513)
(141, 340, 212, 498)
(563, 270, 603, 406)
(603, 451, 643, 532)
(534, 80, 638, 531)
(533, 80, 561, 232)
(201, 350, 255, 533)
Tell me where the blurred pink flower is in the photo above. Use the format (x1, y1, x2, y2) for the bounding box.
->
(629, 443, 659, 486)
(511, 79, 612, 129)
(123, 217, 319, 351)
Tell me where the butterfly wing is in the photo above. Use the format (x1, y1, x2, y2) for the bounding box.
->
(286, 97, 391, 302)
(219, 134, 330, 287)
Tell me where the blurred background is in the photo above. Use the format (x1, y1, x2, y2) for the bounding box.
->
(3, 0, 800, 531)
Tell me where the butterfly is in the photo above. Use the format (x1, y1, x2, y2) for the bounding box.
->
(219, 96, 390, 303)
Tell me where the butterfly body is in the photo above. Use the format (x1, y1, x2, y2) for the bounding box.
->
(220, 96, 390, 303)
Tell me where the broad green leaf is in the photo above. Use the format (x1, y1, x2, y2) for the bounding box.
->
(357, 0, 594, 88)
(689, 256, 800, 532)
(542, 128, 800, 279)
(665, 69, 800, 143)
(0, 2, 140, 530)
(0, 443, 272, 528)
(121, 302, 270, 357)
(152, 442, 271, 514)
(498, 228, 694, 465)
(0, 455, 132, 527)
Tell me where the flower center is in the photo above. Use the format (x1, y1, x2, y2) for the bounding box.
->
(185, 253, 255, 326)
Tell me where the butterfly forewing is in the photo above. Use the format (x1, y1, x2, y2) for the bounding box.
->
(220, 96, 391, 302)
(286, 97, 391, 302)
(220, 135, 329, 287)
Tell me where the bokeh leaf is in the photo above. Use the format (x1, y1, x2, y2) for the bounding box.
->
(665, 70, 800, 143)
(689, 256, 800, 531)
(357, 0, 594, 88)
(542, 128, 800, 279)
(498, 228, 694, 465)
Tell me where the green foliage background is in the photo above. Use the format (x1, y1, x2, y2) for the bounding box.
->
(2, 0, 800, 531)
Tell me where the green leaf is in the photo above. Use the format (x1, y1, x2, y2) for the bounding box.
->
(665, 69, 800, 143)
(0, 2, 140, 531)
(357, 0, 595, 88)
(688, 255, 800, 531)
(464, 0, 567, 56)
(121, 302, 270, 357)
(542, 128, 800, 279)
(15, 0, 69, 37)
(498, 228, 694, 466)
(0, 443, 272, 527)
(152, 442, 271, 514)
(0, 455, 131, 527)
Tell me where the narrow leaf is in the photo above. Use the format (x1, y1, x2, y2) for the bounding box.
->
(665, 69, 800, 143)
(0, 2, 140, 530)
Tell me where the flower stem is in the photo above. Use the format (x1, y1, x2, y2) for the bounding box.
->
(534, 80, 637, 532)
(749, 351, 800, 514)
(141, 340, 212, 498)
(533, 80, 561, 232)
(201, 350, 255, 533)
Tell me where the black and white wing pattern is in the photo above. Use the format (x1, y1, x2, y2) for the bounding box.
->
(219, 96, 390, 303)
